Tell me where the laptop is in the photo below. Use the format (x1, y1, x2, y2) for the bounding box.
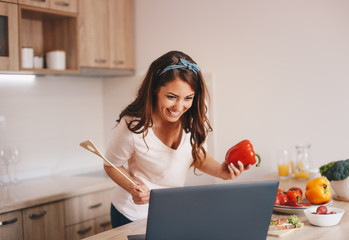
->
(128, 180, 279, 240)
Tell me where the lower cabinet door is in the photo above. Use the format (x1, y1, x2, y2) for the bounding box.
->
(66, 220, 96, 240)
(23, 201, 65, 240)
(95, 215, 112, 234)
(0, 210, 23, 240)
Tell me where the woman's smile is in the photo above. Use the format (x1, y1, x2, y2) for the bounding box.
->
(154, 78, 195, 123)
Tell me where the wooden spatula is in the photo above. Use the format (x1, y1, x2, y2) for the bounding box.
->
(80, 140, 144, 192)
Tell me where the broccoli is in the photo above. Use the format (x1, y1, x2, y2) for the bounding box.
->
(319, 159, 349, 181)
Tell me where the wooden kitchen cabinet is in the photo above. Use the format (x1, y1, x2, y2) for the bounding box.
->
(0, 0, 18, 3)
(0, 210, 23, 240)
(64, 188, 113, 240)
(22, 200, 65, 240)
(79, 0, 134, 72)
(18, 0, 77, 13)
(0, 1, 19, 71)
(18, 4, 79, 73)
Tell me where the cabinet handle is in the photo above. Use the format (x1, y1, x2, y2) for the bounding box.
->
(0, 218, 17, 226)
(113, 60, 125, 65)
(29, 210, 47, 219)
(55, 1, 69, 7)
(94, 59, 107, 64)
(100, 221, 111, 227)
(77, 226, 92, 235)
(88, 203, 102, 209)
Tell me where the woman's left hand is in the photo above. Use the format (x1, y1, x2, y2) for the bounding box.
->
(220, 161, 251, 180)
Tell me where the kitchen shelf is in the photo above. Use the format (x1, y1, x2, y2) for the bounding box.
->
(18, 5, 79, 74)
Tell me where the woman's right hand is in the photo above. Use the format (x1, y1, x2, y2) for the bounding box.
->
(130, 184, 150, 204)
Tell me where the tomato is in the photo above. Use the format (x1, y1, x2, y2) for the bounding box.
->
(274, 196, 281, 205)
(276, 192, 288, 205)
(286, 190, 302, 203)
(316, 206, 328, 214)
(277, 188, 284, 194)
(289, 187, 303, 196)
(285, 199, 304, 207)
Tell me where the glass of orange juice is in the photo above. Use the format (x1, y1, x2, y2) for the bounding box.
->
(277, 149, 290, 179)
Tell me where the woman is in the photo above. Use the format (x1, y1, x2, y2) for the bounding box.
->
(104, 50, 250, 228)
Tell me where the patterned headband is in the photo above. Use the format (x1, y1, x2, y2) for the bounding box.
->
(159, 58, 201, 75)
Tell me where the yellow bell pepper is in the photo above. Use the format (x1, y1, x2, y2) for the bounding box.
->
(305, 177, 331, 204)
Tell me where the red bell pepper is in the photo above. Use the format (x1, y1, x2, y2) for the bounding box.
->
(225, 140, 261, 167)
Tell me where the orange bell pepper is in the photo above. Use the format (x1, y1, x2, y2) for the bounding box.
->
(305, 177, 331, 204)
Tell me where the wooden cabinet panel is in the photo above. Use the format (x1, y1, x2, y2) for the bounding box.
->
(66, 220, 96, 240)
(0, 1, 19, 71)
(23, 201, 65, 240)
(95, 215, 112, 234)
(109, 0, 134, 70)
(49, 0, 77, 13)
(79, 0, 134, 70)
(0, 0, 18, 3)
(18, 0, 77, 12)
(65, 189, 112, 226)
(79, 0, 110, 68)
(0, 210, 23, 240)
(18, 0, 50, 8)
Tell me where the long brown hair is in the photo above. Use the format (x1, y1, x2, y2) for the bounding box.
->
(117, 50, 212, 170)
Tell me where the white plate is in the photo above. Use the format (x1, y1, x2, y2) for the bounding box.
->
(273, 199, 333, 214)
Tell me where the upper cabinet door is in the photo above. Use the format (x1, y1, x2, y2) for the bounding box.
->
(49, 0, 78, 13)
(79, 0, 110, 68)
(0, 1, 19, 71)
(18, 0, 50, 8)
(109, 0, 135, 70)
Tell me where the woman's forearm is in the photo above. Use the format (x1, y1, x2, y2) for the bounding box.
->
(104, 165, 137, 194)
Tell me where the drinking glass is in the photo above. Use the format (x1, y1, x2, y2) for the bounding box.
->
(9, 146, 21, 184)
(277, 149, 290, 179)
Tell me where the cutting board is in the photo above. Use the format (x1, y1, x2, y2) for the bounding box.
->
(267, 223, 304, 237)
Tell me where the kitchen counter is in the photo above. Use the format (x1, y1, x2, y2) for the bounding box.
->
(83, 174, 349, 240)
(0, 171, 115, 214)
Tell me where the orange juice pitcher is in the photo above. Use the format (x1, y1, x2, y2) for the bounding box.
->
(294, 144, 311, 179)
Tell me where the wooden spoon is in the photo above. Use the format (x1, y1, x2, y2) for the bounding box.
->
(79, 140, 144, 192)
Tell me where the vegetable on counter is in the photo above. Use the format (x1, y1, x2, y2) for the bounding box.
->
(287, 215, 302, 228)
(305, 177, 331, 204)
(319, 159, 349, 181)
(225, 140, 261, 167)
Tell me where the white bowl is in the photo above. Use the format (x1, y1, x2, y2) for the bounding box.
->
(331, 178, 349, 199)
(304, 207, 344, 227)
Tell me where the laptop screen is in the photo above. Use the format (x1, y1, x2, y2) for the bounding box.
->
(129, 180, 279, 240)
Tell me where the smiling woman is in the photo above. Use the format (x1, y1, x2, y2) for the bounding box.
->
(103, 50, 251, 229)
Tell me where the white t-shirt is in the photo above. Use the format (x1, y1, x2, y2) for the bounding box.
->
(105, 117, 193, 221)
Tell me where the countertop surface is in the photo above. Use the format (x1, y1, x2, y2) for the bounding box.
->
(0, 170, 115, 214)
(83, 174, 349, 240)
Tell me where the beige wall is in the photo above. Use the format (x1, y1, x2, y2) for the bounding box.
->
(1, 0, 349, 184)
(131, 0, 349, 183)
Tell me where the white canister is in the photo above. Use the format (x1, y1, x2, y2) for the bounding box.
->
(21, 47, 34, 69)
(46, 50, 66, 70)
(33, 56, 44, 69)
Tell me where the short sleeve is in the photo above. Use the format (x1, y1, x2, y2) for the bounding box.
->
(105, 118, 135, 167)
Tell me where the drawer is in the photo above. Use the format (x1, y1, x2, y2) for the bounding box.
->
(65, 220, 95, 240)
(0, 210, 23, 240)
(95, 214, 112, 234)
(64, 189, 112, 226)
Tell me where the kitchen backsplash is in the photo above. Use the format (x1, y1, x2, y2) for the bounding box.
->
(0, 74, 106, 180)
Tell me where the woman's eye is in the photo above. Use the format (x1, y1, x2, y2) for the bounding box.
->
(167, 95, 176, 100)
(185, 96, 194, 100)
